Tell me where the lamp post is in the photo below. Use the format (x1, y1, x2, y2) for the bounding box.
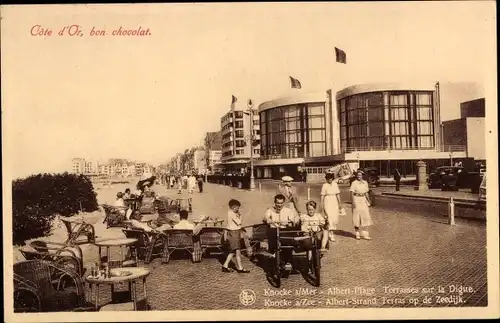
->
(246, 99, 256, 191)
(449, 151, 453, 166)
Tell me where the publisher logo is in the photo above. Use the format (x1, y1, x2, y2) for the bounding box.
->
(239, 289, 256, 306)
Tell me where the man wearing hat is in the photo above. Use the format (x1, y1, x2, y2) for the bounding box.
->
(276, 175, 301, 215)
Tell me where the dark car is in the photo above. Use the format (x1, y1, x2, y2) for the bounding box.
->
(427, 166, 469, 190)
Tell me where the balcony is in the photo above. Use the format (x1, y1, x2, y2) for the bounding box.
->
(260, 152, 306, 160)
(342, 145, 466, 153)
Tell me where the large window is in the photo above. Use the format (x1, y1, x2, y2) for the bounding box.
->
(260, 103, 326, 158)
(339, 90, 435, 151)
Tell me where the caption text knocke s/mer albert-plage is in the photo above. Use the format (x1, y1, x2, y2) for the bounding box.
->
(30, 25, 151, 37)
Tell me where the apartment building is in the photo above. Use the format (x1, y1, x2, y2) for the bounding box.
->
(219, 99, 260, 173)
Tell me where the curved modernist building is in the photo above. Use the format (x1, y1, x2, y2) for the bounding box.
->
(336, 83, 439, 153)
(249, 82, 481, 181)
(255, 92, 335, 179)
(335, 82, 477, 177)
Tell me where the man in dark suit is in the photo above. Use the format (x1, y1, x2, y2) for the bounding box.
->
(394, 168, 401, 191)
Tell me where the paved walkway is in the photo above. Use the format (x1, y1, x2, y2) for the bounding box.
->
(15, 182, 487, 310)
(94, 183, 488, 309)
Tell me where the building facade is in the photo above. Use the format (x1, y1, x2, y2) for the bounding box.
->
(204, 131, 222, 173)
(71, 158, 85, 174)
(442, 116, 485, 165)
(194, 149, 207, 174)
(334, 82, 480, 177)
(460, 98, 485, 118)
(254, 82, 483, 181)
(220, 100, 260, 173)
(255, 92, 333, 179)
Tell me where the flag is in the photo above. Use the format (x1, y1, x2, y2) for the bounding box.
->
(231, 95, 237, 104)
(334, 47, 347, 64)
(289, 76, 302, 89)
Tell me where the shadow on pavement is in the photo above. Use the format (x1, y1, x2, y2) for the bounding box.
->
(334, 229, 356, 239)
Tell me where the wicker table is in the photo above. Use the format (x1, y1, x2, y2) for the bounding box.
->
(95, 238, 138, 268)
(86, 267, 150, 311)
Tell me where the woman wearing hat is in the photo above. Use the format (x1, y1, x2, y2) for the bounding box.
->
(277, 176, 301, 216)
(321, 171, 344, 244)
(350, 170, 373, 240)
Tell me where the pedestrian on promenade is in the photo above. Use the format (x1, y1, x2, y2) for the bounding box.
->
(197, 175, 204, 193)
(177, 175, 183, 194)
(321, 170, 345, 243)
(276, 176, 301, 216)
(188, 174, 197, 194)
(350, 170, 373, 240)
(222, 199, 250, 273)
(394, 168, 401, 191)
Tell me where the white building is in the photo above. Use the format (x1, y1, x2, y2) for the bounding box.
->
(71, 158, 85, 174)
(220, 99, 260, 173)
(194, 149, 207, 174)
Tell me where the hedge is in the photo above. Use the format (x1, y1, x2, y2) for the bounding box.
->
(12, 172, 99, 245)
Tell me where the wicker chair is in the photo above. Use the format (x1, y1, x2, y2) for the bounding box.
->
(155, 197, 179, 215)
(14, 260, 86, 312)
(28, 240, 84, 274)
(139, 196, 156, 214)
(14, 273, 41, 312)
(244, 223, 269, 256)
(198, 227, 225, 257)
(20, 249, 83, 282)
(162, 229, 201, 263)
(60, 217, 96, 245)
(101, 204, 128, 228)
(122, 228, 165, 264)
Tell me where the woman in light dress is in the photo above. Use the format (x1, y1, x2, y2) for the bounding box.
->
(320, 172, 344, 245)
(349, 170, 373, 240)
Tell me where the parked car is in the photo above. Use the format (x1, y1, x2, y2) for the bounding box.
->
(427, 166, 480, 191)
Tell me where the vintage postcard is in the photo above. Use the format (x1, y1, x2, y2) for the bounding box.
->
(2, 2, 498, 322)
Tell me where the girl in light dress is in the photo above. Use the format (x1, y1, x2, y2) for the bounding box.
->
(320, 172, 345, 246)
(350, 170, 374, 240)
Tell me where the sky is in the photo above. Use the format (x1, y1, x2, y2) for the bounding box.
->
(2, 2, 496, 179)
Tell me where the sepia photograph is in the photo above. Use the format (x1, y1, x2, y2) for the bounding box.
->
(2, 2, 498, 321)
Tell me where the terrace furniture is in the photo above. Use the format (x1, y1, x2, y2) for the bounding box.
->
(169, 198, 193, 213)
(198, 227, 225, 257)
(21, 241, 82, 274)
(14, 273, 41, 312)
(162, 229, 201, 263)
(14, 260, 86, 312)
(243, 223, 269, 258)
(155, 197, 180, 215)
(124, 198, 141, 211)
(122, 229, 165, 264)
(30, 239, 83, 260)
(102, 204, 128, 228)
(60, 217, 96, 245)
(193, 218, 224, 227)
(94, 238, 138, 269)
(138, 196, 156, 214)
(86, 267, 150, 311)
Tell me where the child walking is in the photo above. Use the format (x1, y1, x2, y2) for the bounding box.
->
(222, 199, 250, 273)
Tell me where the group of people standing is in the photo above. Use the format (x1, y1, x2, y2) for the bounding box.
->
(274, 169, 374, 247)
(160, 173, 205, 194)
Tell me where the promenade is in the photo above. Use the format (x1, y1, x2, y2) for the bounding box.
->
(15, 181, 488, 310)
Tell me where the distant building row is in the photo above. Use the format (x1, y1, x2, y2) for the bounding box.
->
(71, 158, 155, 177)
